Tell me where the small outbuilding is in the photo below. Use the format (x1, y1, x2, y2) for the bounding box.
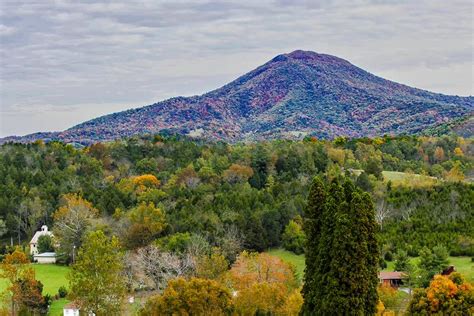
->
(63, 303, 95, 316)
(63, 302, 80, 316)
(33, 252, 56, 264)
(378, 271, 406, 288)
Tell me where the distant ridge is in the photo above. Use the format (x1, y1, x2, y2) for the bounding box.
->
(2, 50, 473, 144)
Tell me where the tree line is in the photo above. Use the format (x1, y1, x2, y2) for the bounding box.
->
(1, 134, 472, 258)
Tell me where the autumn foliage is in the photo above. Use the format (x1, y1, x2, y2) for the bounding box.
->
(141, 277, 233, 316)
(228, 251, 302, 314)
(223, 164, 254, 184)
(0, 249, 46, 315)
(53, 194, 99, 262)
(407, 273, 474, 314)
(229, 251, 297, 291)
(132, 174, 161, 189)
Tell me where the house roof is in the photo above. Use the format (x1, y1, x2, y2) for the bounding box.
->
(379, 271, 406, 280)
(33, 252, 56, 258)
(64, 302, 80, 310)
(30, 230, 53, 244)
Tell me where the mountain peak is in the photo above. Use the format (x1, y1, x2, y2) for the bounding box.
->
(1, 51, 472, 145)
(286, 49, 320, 59)
(269, 50, 351, 68)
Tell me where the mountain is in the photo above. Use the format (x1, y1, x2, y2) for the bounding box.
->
(2, 50, 473, 144)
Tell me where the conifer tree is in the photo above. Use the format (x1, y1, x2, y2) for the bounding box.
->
(301, 177, 326, 312)
(301, 176, 379, 315)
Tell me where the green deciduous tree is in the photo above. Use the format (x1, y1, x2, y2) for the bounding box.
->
(282, 216, 305, 254)
(123, 202, 166, 249)
(366, 158, 383, 179)
(68, 230, 126, 315)
(37, 235, 54, 254)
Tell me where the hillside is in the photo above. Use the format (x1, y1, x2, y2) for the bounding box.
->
(2, 50, 472, 144)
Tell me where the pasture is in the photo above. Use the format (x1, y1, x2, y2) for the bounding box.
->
(0, 264, 70, 315)
(268, 248, 473, 283)
(384, 256, 473, 282)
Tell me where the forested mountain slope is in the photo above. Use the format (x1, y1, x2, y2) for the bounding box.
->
(2, 50, 472, 145)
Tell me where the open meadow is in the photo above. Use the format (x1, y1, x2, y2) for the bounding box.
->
(0, 264, 70, 315)
(268, 248, 474, 283)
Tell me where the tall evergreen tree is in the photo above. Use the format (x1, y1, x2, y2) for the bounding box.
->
(301, 177, 326, 312)
(301, 176, 379, 315)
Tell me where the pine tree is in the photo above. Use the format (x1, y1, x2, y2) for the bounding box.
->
(393, 249, 410, 271)
(301, 176, 379, 315)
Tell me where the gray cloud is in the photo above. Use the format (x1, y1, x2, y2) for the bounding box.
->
(0, 0, 472, 137)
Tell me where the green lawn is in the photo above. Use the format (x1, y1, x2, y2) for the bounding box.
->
(33, 264, 70, 295)
(1, 264, 70, 313)
(268, 249, 473, 283)
(383, 256, 473, 282)
(448, 257, 474, 282)
(48, 298, 69, 316)
(267, 248, 305, 281)
(0, 264, 70, 296)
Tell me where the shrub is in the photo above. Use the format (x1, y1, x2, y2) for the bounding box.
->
(58, 286, 68, 298)
(384, 251, 393, 262)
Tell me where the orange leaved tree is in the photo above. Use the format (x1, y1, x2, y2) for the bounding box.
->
(0, 249, 45, 315)
(228, 251, 302, 314)
(407, 273, 473, 314)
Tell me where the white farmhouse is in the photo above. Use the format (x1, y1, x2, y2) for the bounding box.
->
(30, 225, 54, 255)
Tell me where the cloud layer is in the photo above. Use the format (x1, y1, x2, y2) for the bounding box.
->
(1, 0, 472, 137)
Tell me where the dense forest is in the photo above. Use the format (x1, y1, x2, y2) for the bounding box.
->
(0, 134, 472, 258)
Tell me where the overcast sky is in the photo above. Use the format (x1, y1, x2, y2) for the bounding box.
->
(0, 0, 472, 137)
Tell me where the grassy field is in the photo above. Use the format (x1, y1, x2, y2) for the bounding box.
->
(268, 249, 473, 283)
(267, 248, 305, 281)
(448, 257, 474, 281)
(32, 264, 70, 295)
(384, 256, 473, 282)
(48, 298, 69, 316)
(0, 264, 70, 295)
(382, 171, 438, 187)
(351, 169, 438, 187)
(1, 264, 70, 312)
